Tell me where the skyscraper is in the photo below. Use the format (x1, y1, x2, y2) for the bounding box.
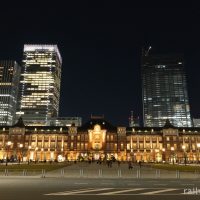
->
(141, 52, 192, 127)
(0, 60, 21, 125)
(17, 44, 62, 124)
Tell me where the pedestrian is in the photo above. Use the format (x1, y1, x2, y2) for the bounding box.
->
(139, 161, 142, 168)
(128, 161, 133, 169)
(117, 160, 121, 167)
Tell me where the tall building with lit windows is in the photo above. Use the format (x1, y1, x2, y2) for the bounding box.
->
(0, 60, 21, 125)
(17, 44, 62, 124)
(141, 52, 192, 127)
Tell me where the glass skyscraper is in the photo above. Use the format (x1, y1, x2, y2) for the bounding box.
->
(17, 44, 62, 124)
(141, 53, 192, 127)
(0, 60, 21, 125)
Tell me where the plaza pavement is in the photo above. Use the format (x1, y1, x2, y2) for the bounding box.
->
(0, 161, 200, 179)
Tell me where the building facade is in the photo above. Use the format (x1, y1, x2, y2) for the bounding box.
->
(141, 53, 192, 127)
(193, 118, 200, 127)
(129, 111, 140, 127)
(16, 44, 62, 124)
(0, 117, 200, 163)
(23, 117, 82, 127)
(0, 60, 21, 125)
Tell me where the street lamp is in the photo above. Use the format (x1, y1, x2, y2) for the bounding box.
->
(171, 147, 175, 165)
(6, 141, 12, 166)
(197, 143, 200, 163)
(155, 149, 159, 162)
(162, 148, 166, 163)
(182, 145, 187, 166)
(28, 146, 31, 164)
(35, 147, 38, 163)
(19, 144, 23, 164)
(41, 148, 44, 162)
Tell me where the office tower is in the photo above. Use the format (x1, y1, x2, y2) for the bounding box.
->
(0, 61, 21, 125)
(17, 44, 62, 124)
(141, 51, 192, 127)
(193, 118, 200, 127)
(129, 111, 140, 127)
(23, 117, 82, 127)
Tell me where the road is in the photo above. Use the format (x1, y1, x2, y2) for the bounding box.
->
(1, 177, 200, 200)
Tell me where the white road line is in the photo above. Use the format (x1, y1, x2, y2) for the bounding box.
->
(99, 188, 145, 195)
(74, 182, 89, 185)
(45, 188, 93, 195)
(45, 188, 113, 196)
(140, 188, 178, 195)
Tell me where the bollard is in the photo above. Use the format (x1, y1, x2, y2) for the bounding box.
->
(4, 169, 8, 176)
(155, 169, 160, 178)
(41, 169, 46, 178)
(118, 169, 122, 177)
(80, 169, 83, 177)
(98, 169, 102, 177)
(176, 170, 180, 179)
(22, 169, 27, 176)
(60, 169, 64, 177)
(137, 169, 141, 179)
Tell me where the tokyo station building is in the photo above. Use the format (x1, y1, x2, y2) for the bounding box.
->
(1, 116, 200, 164)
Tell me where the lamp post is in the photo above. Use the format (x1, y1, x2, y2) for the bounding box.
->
(171, 147, 175, 165)
(6, 141, 12, 166)
(162, 148, 166, 163)
(155, 149, 159, 163)
(19, 144, 23, 164)
(197, 143, 200, 164)
(35, 147, 38, 164)
(182, 145, 187, 166)
(41, 148, 44, 162)
(28, 146, 31, 164)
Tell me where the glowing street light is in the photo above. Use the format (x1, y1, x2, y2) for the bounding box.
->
(182, 145, 187, 166)
(28, 146, 31, 164)
(35, 147, 38, 163)
(155, 149, 159, 162)
(197, 143, 200, 163)
(162, 148, 166, 162)
(19, 144, 23, 164)
(171, 147, 175, 165)
(6, 141, 12, 166)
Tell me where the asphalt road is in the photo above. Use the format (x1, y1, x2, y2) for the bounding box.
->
(1, 177, 200, 200)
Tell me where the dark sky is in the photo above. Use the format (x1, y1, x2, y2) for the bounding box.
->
(0, 2, 200, 126)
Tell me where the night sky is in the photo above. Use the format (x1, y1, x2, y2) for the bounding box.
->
(0, 3, 200, 126)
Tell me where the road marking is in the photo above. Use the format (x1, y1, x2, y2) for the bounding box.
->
(45, 188, 93, 195)
(140, 188, 178, 195)
(74, 182, 89, 185)
(99, 188, 145, 195)
(45, 188, 113, 195)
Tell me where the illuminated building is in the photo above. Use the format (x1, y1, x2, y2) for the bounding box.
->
(0, 116, 200, 164)
(129, 111, 140, 127)
(142, 52, 192, 127)
(193, 118, 200, 127)
(17, 44, 62, 124)
(23, 117, 82, 127)
(0, 61, 21, 125)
